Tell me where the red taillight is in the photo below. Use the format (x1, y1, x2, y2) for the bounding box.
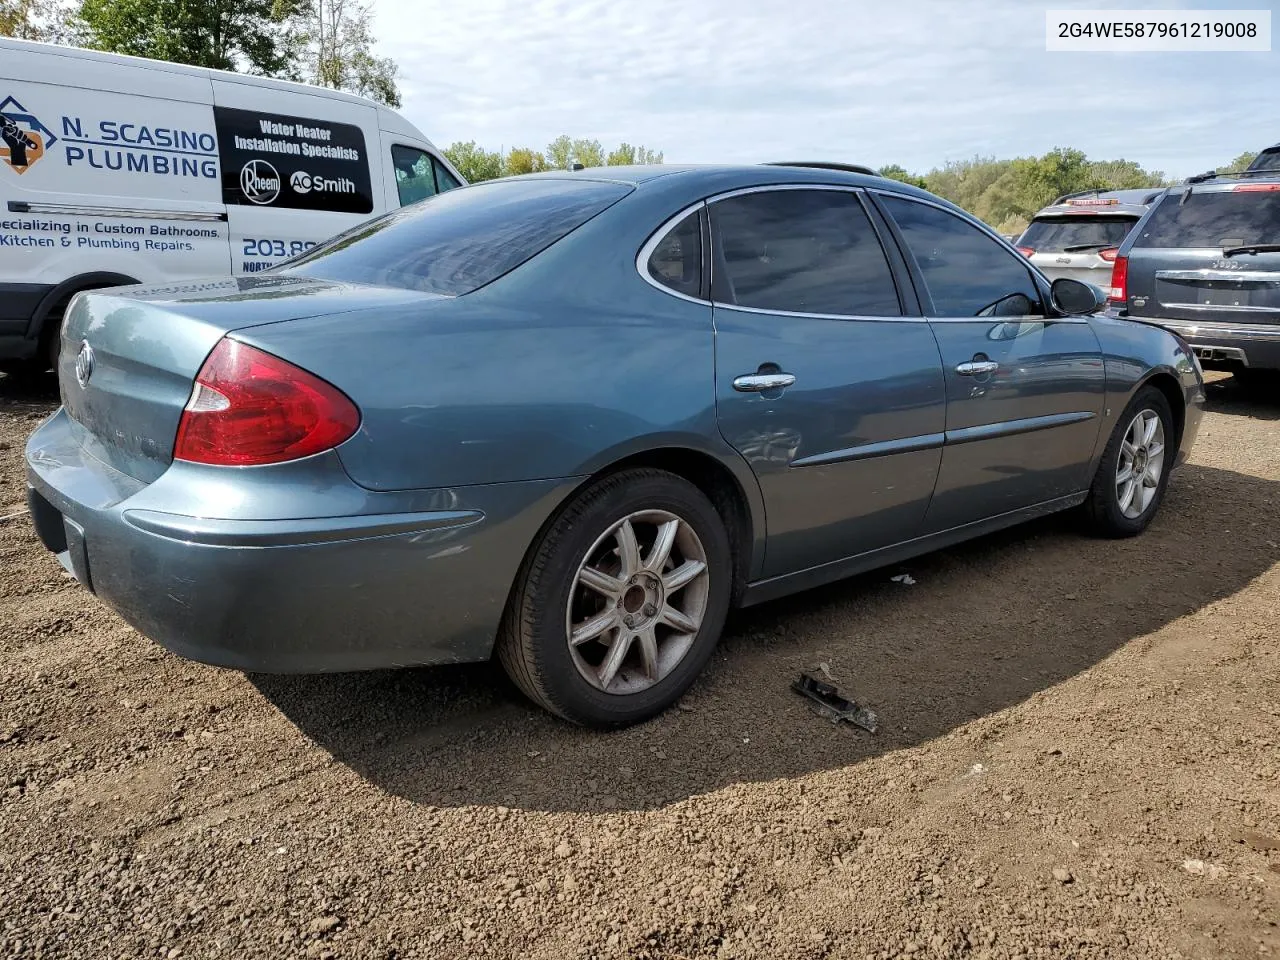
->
(174, 339, 360, 466)
(1232, 183, 1280, 192)
(1016, 245, 1036, 258)
(1108, 255, 1129, 304)
(1098, 246, 1119, 262)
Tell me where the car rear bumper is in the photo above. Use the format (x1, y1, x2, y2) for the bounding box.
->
(25, 407, 575, 673)
(1144, 317, 1280, 371)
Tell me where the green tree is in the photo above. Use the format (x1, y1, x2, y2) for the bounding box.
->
(2, 0, 74, 40)
(545, 135, 574, 170)
(877, 164, 928, 189)
(504, 147, 547, 176)
(1089, 158, 1167, 190)
(571, 138, 604, 168)
(78, 0, 301, 76)
(443, 141, 503, 183)
(1222, 151, 1258, 174)
(293, 0, 400, 106)
(606, 142, 662, 165)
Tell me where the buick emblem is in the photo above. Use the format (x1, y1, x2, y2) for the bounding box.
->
(74, 341, 95, 388)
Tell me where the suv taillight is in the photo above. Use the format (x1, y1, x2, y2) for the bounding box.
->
(1016, 245, 1036, 257)
(1098, 247, 1119, 262)
(1108, 255, 1129, 304)
(174, 339, 360, 466)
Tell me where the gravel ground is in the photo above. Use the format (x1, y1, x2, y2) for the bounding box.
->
(1, 370, 1277, 960)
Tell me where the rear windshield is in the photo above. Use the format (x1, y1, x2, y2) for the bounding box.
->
(1017, 216, 1136, 252)
(277, 178, 632, 295)
(1247, 148, 1280, 172)
(1134, 188, 1280, 248)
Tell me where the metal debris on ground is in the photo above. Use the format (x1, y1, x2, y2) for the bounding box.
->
(792, 672, 878, 734)
(889, 573, 916, 585)
(0, 508, 30, 523)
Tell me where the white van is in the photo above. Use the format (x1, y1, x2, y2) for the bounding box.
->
(0, 37, 464, 371)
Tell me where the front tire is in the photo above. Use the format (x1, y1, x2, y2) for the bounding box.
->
(497, 468, 733, 727)
(1082, 385, 1175, 537)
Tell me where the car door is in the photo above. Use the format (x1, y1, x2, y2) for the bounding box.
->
(707, 186, 947, 578)
(875, 193, 1107, 533)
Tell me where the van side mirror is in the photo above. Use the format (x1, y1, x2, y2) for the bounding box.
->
(1051, 277, 1106, 315)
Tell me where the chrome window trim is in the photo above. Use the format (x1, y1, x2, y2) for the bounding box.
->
(636, 183, 915, 321)
(6, 200, 226, 222)
(635, 200, 709, 307)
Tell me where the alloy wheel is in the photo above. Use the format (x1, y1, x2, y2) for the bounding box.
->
(1115, 408, 1166, 519)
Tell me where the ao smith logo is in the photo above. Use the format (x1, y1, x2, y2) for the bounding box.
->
(240, 159, 281, 204)
(290, 169, 357, 196)
(0, 95, 58, 175)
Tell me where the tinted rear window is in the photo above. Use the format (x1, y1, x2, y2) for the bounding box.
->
(1134, 188, 1280, 248)
(1018, 216, 1136, 252)
(1248, 148, 1280, 172)
(277, 179, 632, 295)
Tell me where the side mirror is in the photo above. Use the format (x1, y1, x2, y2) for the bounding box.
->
(1051, 277, 1106, 316)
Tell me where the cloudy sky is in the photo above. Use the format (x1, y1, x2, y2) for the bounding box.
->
(373, 0, 1276, 179)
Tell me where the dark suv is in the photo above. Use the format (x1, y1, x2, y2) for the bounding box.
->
(1109, 169, 1280, 381)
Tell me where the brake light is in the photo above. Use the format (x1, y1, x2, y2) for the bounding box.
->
(174, 339, 360, 466)
(1108, 254, 1128, 304)
(1098, 247, 1119, 262)
(1232, 183, 1280, 192)
(1016, 245, 1036, 257)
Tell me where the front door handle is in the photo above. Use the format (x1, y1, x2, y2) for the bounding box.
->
(733, 372, 796, 392)
(956, 360, 999, 376)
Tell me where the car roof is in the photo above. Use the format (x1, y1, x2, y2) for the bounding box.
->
(1032, 187, 1165, 219)
(504, 162, 937, 199)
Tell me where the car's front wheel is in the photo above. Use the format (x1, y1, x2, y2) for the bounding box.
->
(1082, 385, 1175, 537)
(497, 468, 733, 727)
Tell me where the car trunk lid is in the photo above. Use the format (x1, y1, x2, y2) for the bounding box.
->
(58, 276, 437, 482)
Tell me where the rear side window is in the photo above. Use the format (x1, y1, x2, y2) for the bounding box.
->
(882, 195, 1044, 318)
(646, 211, 702, 298)
(708, 189, 901, 316)
(1134, 188, 1280, 248)
(278, 179, 631, 296)
(1018, 216, 1137, 252)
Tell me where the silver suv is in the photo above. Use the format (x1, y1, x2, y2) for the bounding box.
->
(1015, 188, 1164, 289)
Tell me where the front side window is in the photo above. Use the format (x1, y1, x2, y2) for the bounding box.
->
(278, 178, 631, 296)
(1133, 188, 1280, 248)
(433, 158, 463, 192)
(709, 189, 901, 316)
(882, 195, 1044, 317)
(646, 210, 702, 298)
(392, 145, 437, 206)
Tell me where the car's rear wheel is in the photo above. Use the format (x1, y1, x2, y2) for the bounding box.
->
(497, 468, 732, 727)
(1081, 385, 1174, 537)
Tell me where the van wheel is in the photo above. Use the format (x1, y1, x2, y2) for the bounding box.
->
(45, 320, 62, 373)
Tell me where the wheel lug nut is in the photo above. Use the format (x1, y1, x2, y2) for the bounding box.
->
(643, 603, 656, 617)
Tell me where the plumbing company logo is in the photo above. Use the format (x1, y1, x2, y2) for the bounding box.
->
(0, 96, 58, 175)
(240, 159, 281, 204)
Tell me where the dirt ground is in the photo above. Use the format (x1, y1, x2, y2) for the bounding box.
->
(1, 370, 1277, 960)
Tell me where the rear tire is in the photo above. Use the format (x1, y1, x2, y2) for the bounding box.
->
(1235, 367, 1278, 393)
(1081, 385, 1174, 538)
(497, 468, 733, 728)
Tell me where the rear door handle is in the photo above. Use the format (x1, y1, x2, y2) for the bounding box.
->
(733, 372, 796, 392)
(956, 360, 999, 376)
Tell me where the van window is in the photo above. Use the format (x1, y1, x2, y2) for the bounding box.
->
(434, 158, 462, 192)
(1134, 188, 1280, 248)
(214, 106, 373, 214)
(392, 145, 437, 205)
(277, 178, 631, 296)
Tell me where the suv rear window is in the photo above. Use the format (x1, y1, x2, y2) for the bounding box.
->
(1018, 216, 1136, 252)
(1247, 148, 1280, 172)
(1134, 188, 1280, 248)
(278, 179, 631, 295)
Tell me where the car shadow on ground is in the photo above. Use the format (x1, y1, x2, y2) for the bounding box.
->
(1202, 371, 1280, 420)
(251, 460, 1280, 814)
